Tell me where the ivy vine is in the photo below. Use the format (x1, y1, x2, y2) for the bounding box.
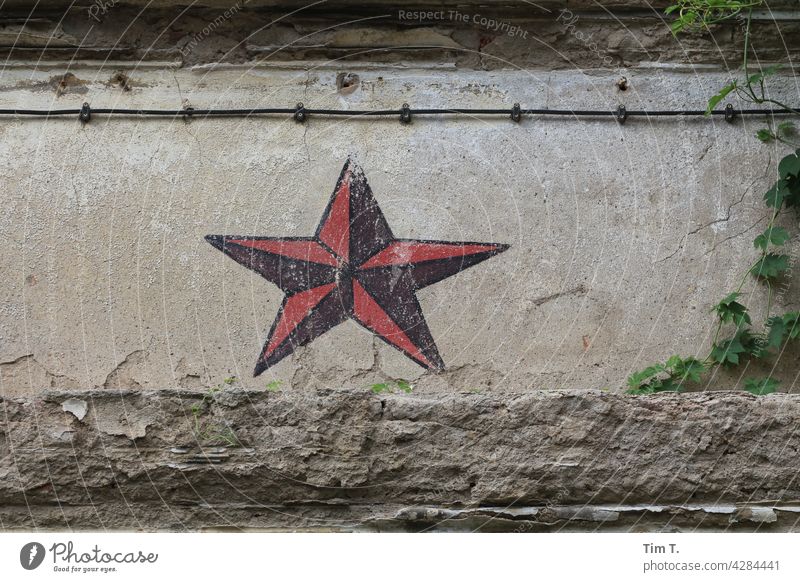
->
(627, 1, 799, 395)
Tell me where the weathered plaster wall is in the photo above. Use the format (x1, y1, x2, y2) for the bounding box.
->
(0, 64, 798, 395)
(1, 2, 799, 531)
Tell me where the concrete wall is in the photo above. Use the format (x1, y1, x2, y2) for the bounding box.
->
(4, 389, 800, 531)
(1, 64, 797, 395)
(1, 2, 799, 530)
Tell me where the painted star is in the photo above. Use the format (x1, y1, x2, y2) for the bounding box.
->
(206, 159, 509, 376)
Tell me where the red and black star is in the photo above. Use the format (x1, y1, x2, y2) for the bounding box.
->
(206, 159, 509, 376)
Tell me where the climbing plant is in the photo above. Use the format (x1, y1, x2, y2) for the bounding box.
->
(627, 2, 799, 395)
(666, 1, 762, 34)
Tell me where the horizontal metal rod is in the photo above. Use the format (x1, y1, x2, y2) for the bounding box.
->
(0, 105, 797, 119)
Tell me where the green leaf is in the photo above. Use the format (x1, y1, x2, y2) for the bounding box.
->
(662, 355, 705, 383)
(627, 376, 683, 394)
(712, 292, 751, 326)
(265, 380, 282, 392)
(754, 226, 790, 250)
(671, 11, 699, 34)
(767, 225, 790, 246)
(746, 64, 782, 86)
(783, 312, 800, 340)
(628, 355, 704, 393)
(371, 380, 414, 394)
(674, 357, 705, 383)
(766, 316, 787, 349)
(764, 181, 788, 209)
(756, 128, 775, 143)
(716, 291, 741, 305)
(778, 151, 800, 180)
(627, 364, 665, 389)
(744, 377, 779, 396)
(370, 383, 391, 394)
(711, 331, 750, 366)
(652, 377, 682, 393)
(706, 81, 737, 116)
(777, 121, 797, 138)
(396, 379, 413, 393)
(750, 253, 790, 280)
(785, 177, 800, 208)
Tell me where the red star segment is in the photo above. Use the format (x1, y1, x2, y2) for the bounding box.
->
(205, 159, 509, 376)
(359, 240, 504, 269)
(318, 178, 350, 261)
(265, 282, 337, 357)
(352, 280, 432, 367)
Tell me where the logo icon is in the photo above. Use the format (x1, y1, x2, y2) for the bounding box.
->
(20, 542, 46, 570)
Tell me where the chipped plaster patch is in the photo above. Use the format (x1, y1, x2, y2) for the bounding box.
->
(61, 398, 89, 421)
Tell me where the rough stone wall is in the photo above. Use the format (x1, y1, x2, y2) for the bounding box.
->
(1, 1, 799, 531)
(2, 389, 800, 531)
(1, 2, 799, 68)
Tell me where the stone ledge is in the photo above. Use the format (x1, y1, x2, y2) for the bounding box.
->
(1, 389, 799, 531)
(1, 4, 798, 68)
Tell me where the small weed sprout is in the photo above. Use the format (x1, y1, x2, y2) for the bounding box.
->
(189, 376, 241, 446)
(370, 379, 413, 394)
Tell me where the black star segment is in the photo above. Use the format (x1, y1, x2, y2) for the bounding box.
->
(205, 159, 510, 376)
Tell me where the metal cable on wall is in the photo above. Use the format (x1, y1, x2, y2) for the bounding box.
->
(0, 102, 798, 125)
